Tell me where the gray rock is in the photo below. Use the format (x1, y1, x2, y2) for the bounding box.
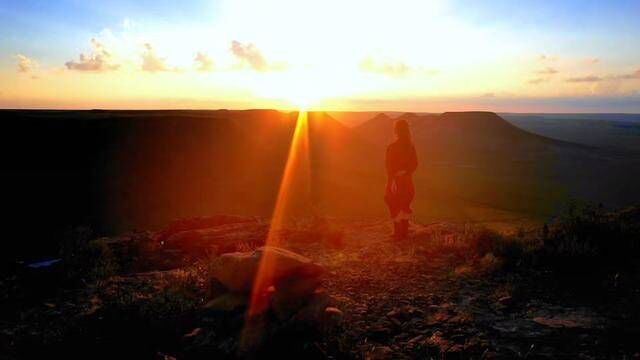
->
(208, 246, 325, 293)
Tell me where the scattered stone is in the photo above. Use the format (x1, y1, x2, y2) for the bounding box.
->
(406, 334, 426, 348)
(155, 352, 176, 360)
(367, 322, 395, 343)
(365, 346, 394, 360)
(532, 315, 595, 329)
(183, 328, 202, 339)
(498, 296, 513, 307)
(426, 331, 452, 353)
(447, 344, 464, 354)
(323, 307, 344, 328)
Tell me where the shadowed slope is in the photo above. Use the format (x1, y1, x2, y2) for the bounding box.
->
(2, 110, 639, 263)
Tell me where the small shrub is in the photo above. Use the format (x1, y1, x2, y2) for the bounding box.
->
(139, 269, 202, 318)
(537, 202, 640, 273)
(59, 227, 118, 282)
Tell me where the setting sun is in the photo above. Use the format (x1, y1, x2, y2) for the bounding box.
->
(2, 1, 640, 358)
(3, 0, 639, 111)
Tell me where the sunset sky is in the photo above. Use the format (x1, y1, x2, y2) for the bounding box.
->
(1, 0, 639, 112)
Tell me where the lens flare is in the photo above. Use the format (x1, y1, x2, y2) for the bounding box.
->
(247, 109, 310, 313)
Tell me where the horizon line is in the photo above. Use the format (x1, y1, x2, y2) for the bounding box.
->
(2, 108, 640, 115)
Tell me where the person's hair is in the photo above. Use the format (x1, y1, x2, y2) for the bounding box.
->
(394, 119, 412, 143)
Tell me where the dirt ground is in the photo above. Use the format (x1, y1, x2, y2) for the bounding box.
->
(2, 219, 639, 359)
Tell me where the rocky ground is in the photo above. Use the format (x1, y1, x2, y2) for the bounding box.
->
(1, 216, 639, 359)
(307, 221, 640, 359)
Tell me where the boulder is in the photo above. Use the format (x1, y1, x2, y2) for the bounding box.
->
(271, 289, 309, 321)
(203, 292, 248, 312)
(253, 246, 325, 285)
(323, 307, 344, 329)
(288, 289, 334, 325)
(208, 246, 325, 293)
(209, 251, 259, 292)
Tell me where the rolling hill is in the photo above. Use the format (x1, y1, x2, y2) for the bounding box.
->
(2, 109, 639, 263)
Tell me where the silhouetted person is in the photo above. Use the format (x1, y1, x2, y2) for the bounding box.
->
(385, 119, 418, 240)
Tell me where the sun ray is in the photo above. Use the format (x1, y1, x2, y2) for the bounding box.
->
(247, 110, 311, 316)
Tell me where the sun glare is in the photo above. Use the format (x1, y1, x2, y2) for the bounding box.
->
(290, 93, 315, 111)
(249, 109, 310, 306)
(237, 110, 311, 355)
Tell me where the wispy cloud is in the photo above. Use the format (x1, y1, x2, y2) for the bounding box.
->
(563, 69, 640, 86)
(566, 75, 603, 83)
(360, 57, 410, 78)
(614, 69, 640, 80)
(194, 52, 214, 72)
(538, 54, 558, 62)
(65, 38, 119, 72)
(16, 54, 36, 73)
(528, 66, 558, 85)
(230, 41, 269, 71)
(528, 78, 547, 85)
(360, 57, 436, 78)
(536, 67, 558, 75)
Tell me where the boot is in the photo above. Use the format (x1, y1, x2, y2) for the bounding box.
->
(399, 219, 409, 240)
(392, 221, 401, 240)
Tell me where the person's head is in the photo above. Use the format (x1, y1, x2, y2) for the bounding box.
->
(394, 119, 412, 143)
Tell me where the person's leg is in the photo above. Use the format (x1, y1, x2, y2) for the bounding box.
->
(387, 196, 402, 239)
(400, 219, 409, 240)
(393, 219, 401, 240)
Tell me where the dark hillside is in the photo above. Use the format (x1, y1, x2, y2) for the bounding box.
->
(2, 110, 639, 264)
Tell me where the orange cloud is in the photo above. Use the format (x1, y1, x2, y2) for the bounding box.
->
(566, 75, 602, 83)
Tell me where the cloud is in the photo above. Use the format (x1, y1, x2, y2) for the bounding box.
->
(566, 75, 603, 83)
(538, 54, 558, 62)
(528, 67, 557, 85)
(359, 57, 436, 78)
(360, 57, 410, 78)
(141, 43, 175, 72)
(194, 52, 214, 72)
(528, 78, 547, 85)
(562, 69, 639, 85)
(536, 67, 558, 75)
(615, 69, 640, 80)
(16, 54, 36, 73)
(230, 40, 269, 71)
(65, 38, 119, 72)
